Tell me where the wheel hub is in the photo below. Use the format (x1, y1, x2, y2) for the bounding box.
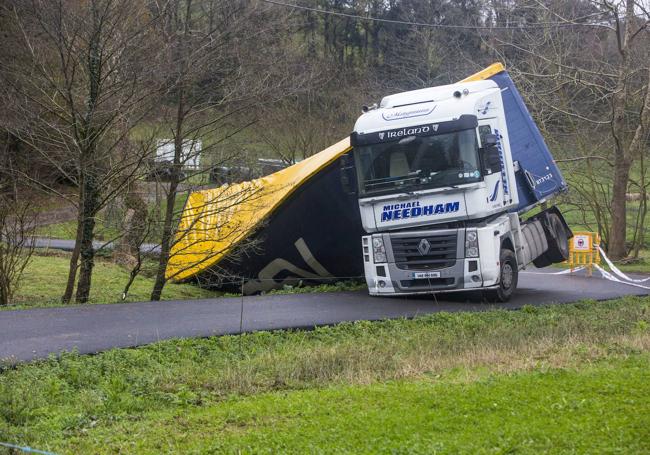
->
(502, 263, 514, 289)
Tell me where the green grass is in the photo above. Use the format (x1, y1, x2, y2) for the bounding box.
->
(5, 252, 365, 309)
(36, 193, 189, 241)
(555, 199, 647, 247)
(6, 252, 215, 310)
(1, 297, 648, 453)
(606, 250, 650, 274)
(35, 220, 120, 242)
(264, 280, 367, 295)
(34, 220, 77, 239)
(62, 357, 650, 454)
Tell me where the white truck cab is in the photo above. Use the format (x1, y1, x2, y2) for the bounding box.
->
(349, 67, 571, 301)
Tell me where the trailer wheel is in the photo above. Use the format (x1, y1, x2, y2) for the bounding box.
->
(546, 213, 570, 262)
(533, 213, 569, 267)
(485, 248, 518, 302)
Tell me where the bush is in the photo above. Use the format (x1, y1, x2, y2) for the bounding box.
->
(0, 196, 35, 305)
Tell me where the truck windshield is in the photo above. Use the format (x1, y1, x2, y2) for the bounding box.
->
(354, 128, 482, 196)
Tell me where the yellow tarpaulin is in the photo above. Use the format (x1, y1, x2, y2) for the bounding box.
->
(166, 63, 506, 282)
(167, 137, 352, 281)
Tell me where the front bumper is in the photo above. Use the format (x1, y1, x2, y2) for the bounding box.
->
(363, 232, 484, 296)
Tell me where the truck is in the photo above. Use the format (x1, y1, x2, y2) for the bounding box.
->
(346, 63, 572, 301)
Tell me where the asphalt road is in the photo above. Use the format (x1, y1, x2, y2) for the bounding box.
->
(29, 237, 161, 254)
(1, 268, 647, 363)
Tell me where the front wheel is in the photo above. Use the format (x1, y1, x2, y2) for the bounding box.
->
(484, 248, 518, 302)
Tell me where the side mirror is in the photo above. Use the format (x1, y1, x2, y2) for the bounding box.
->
(482, 143, 502, 173)
(483, 133, 498, 146)
(339, 153, 357, 195)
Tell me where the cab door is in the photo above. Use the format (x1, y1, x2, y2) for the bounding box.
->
(478, 120, 507, 210)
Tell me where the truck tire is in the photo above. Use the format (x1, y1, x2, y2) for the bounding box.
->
(485, 248, 518, 302)
(533, 213, 569, 267)
(545, 213, 570, 262)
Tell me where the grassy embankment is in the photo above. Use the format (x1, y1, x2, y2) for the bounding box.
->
(5, 250, 364, 310)
(1, 297, 649, 453)
(35, 192, 189, 241)
(5, 252, 215, 310)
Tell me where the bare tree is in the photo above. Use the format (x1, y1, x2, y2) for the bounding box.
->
(487, 0, 650, 259)
(256, 80, 367, 164)
(118, 193, 153, 301)
(0, 195, 35, 306)
(148, 0, 309, 300)
(0, 0, 163, 302)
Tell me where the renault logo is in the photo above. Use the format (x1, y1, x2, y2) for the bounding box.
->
(417, 238, 431, 256)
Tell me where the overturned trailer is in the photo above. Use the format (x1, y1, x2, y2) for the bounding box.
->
(166, 139, 363, 294)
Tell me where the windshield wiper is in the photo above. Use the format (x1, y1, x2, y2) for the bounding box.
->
(365, 175, 419, 189)
(393, 190, 416, 198)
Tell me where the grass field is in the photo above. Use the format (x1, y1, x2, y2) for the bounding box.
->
(64, 358, 649, 454)
(35, 192, 189, 242)
(1, 297, 648, 453)
(6, 252, 215, 310)
(35, 219, 121, 242)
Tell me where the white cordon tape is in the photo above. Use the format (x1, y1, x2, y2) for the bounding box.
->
(597, 246, 650, 283)
(552, 266, 584, 275)
(594, 264, 650, 291)
(523, 266, 584, 275)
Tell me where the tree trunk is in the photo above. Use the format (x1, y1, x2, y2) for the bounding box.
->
(607, 0, 639, 259)
(150, 180, 178, 301)
(0, 282, 7, 307)
(61, 208, 83, 303)
(608, 157, 632, 259)
(75, 175, 99, 303)
(74, 0, 103, 304)
(151, 89, 185, 301)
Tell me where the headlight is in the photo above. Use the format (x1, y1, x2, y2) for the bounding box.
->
(465, 229, 479, 258)
(372, 236, 387, 263)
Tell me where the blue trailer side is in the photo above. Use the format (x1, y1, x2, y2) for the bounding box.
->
(488, 71, 568, 212)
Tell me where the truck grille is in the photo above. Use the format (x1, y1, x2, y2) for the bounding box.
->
(391, 233, 458, 270)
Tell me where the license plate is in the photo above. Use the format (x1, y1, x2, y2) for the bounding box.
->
(412, 271, 441, 279)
